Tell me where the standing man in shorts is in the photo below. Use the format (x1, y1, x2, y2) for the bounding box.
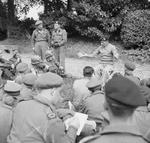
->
(31, 20, 51, 60)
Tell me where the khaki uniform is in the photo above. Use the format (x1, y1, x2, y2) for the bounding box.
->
(80, 124, 147, 143)
(51, 28, 67, 69)
(81, 91, 105, 124)
(7, 95, 77, 143)
(0, 101, 12, 143)
(31, 28, 50, 60)
(72, 78, 90, 111)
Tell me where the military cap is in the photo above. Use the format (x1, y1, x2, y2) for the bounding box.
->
(31, 55, 42, 65)
(87, 77, 103, 89)
(4, 82, 21, 96)
(124, 61, 136, 71)
(35, 72, 63, 89)
(16, 63, 29, 73)
(35, 20, 43, 26)
(45, 50, 53, 59)
(22, 73, 37, 87)
(105, 74, 146, 108)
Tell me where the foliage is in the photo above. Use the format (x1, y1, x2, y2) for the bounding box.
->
(121, 10, 150, 49)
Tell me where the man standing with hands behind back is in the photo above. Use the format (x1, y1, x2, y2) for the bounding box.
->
(51, 21, 67, 70)
(31, 20, 51, 60)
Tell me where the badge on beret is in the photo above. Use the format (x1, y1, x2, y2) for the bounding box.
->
(47, 112, 56, 120)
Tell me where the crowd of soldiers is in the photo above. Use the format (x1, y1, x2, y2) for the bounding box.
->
(0, 20, 150, 143)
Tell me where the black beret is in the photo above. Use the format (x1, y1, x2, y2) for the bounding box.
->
(105, 74, 146, 108)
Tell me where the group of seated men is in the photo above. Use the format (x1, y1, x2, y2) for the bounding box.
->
(0, 50, 150, 143)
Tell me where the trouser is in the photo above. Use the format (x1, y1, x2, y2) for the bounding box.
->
(53, 45, 65, 70)
(34, 41, 48, 60)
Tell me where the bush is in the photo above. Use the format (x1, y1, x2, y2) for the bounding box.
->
(121, 10, 150, 49)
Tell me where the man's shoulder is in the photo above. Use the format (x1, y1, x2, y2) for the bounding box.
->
(73, 78, 89, 86)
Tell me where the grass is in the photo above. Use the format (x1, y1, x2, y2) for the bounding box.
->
(0, 37, 124, 59)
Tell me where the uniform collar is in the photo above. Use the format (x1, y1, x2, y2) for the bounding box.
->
(101, 123, 142, 137)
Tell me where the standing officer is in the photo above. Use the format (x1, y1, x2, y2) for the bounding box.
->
(7, 72, 80, 143)
(80, 74, 147, 143)
(31, 20, 51, 60)
(51, 21, 67, 70)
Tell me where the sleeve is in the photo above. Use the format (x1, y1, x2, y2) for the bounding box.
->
(46, 30, 51, 47)
(45, 118, 77, 143)
(112, 46, 119, 59)
(31, 30, 36, 47)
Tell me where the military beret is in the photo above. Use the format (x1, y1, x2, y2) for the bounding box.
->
(22, 73, 37, 87)
(35, 20, 43, 26)
(16, 63, 29, 73)
(45, 50, 53, 59)
(35, 72, 63, 89)
(87, 77, 103, 89)
(105, 74, 146, 108)
(31, 55, 42, 65)
(124, 61, 136, 71)
(4, 82, 21, 96)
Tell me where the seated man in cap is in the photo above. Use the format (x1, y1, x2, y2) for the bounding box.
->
(20, 73, 37, 101)
(31, 55, 47, 76)
(72, 66, 94, 111)
(7, 72, 80, 143)
(80, 74, 147, 143)
(0, 82, 21, 143)
(45, 50, 65, 77)
(31, 20, 51, 60)
(15, 63, 31, 84)
(124, 61, 140, 86)
(81, 77, 105, 128)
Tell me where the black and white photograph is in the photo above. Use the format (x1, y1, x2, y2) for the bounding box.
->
(0, 0, 150, 143)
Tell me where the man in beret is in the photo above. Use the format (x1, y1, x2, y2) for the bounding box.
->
(51, 21, 67, 70)
(30, 55, 47, 76)
(0, 82, 21, 143)
(80, 74, 147, 143)
(7, 72, 80, 143)
(15, 63, 31, 84)
(124, 61, 140, 86)
(72, 66, 94, 111)
(20, 73, 37, 101)
(81, 77, 105, 127)
(31, 20, 51, 60)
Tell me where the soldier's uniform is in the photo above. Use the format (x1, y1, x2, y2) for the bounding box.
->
(80, 74, 147, 143)
(15, 63, 30, 84)
(31, 55, 47, 76)
(124, 61, 140, 86)
(20, 73, 37, 101)
(81, 78, 105, 125)
(7, 72, 78, 143)
(51, 24, 67, 69)
(31, 20, 50, 60)
(0, 82, 21, 143)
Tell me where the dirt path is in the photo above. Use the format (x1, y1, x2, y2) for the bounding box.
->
(0, 45, 150, 79)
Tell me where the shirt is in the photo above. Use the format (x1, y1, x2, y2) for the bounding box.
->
(31, 28, 50, 46)
(93, 43, 119, 65)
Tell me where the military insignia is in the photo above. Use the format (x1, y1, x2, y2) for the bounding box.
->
(47, 112, 56, 119)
